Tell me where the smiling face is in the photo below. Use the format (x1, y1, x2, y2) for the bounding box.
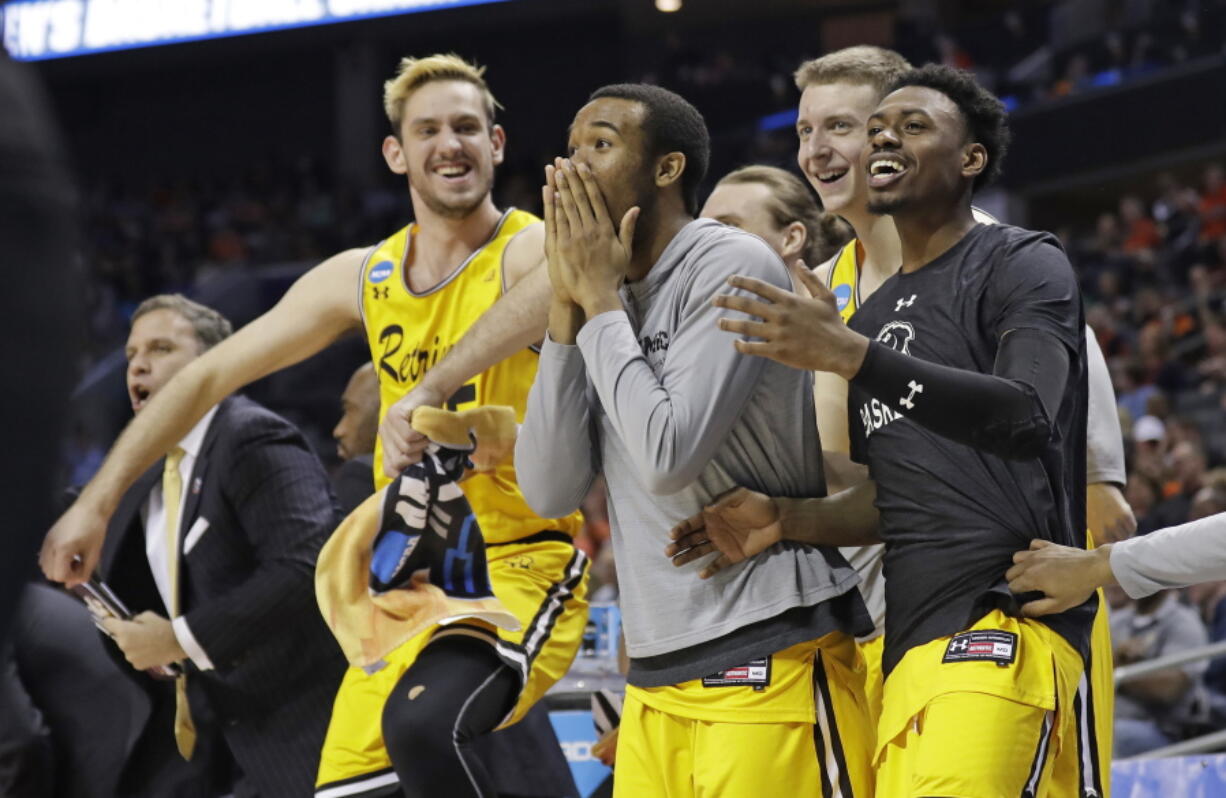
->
(796, 81, 881, 217)
(863, 85, 984, 216)
(384, 79, 505, 219)
(566, 97, 658, 225)
(125, 309, 204, 414)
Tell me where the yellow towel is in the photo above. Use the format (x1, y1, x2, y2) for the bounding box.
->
(316, 406, 520, 671)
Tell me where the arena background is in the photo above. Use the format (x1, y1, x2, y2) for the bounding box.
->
(6, 0, 1226, 794)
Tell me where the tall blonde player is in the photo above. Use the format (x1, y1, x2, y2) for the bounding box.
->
(41, 55, 588, 798)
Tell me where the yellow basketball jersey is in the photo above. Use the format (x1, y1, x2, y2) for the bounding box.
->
(359, 208, 582, 543)
(826, 239, 862, 324)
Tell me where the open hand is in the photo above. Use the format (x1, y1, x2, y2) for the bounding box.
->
(548, 158, 637, 318)
(666, 488, 783, 579)
(713, 265, 867, 379)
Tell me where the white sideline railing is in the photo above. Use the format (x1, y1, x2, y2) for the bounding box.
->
(1116, 639, 1226, 759)
(1130, 729, 1226, 759)
(1114, 639, 1226, 684)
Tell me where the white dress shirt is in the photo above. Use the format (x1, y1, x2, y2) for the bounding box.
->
(143, 405, 219, 670)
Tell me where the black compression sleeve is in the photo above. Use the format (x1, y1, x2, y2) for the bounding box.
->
(851, 328, 1070, 460)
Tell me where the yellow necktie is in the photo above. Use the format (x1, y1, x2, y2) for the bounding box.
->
(163, 447, 196, 761)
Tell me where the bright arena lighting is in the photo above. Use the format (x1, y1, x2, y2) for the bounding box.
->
(1, 0, 513, 61)
(655, 0, 681, 12)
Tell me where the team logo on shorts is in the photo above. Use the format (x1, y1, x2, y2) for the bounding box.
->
(368, 260, 394, 283)
(942, 630, 1017, 667)
(833, 283, 852, 311)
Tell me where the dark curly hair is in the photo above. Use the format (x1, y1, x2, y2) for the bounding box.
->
(589, 83, 710, 215)
(887, 64, 1011, 192)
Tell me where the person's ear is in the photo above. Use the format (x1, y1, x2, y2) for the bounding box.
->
(490, 124, 507, 167)
(962, 143, 988, 182)
(655, 151, 686, 189)
(780, 221, 807, 261)
(382, 135, 408, 176)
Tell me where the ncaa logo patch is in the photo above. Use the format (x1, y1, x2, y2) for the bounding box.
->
(833, 283, 852, 311)
(368, 260, 394, 284)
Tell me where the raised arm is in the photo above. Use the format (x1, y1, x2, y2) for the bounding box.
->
(720, 234, 1083, 462)
(514, 186, 598, 518)
(40, 249, 365, 585)
(546, 160, 778, 495)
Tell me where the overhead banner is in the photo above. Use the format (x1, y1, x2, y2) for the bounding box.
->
(2, 0, 510, 61)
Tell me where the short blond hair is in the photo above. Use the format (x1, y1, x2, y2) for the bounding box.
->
(382, 53, 502, 134)
(793, 46, 912, 98)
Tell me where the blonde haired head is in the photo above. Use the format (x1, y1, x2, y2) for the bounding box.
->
(793, 46, 912, 98)
(383, 53, 502, 134)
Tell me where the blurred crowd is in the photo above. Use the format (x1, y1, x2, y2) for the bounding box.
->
(74, 0, 1226, 367)
(78, 160, 409, 363)
(1061, 160, 1226, 755)
(895, 0, 1226, 109)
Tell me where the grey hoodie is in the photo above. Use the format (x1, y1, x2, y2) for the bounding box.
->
(516, 219, 865, 686)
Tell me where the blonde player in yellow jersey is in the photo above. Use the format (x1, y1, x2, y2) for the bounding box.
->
(40, 54, 588, 798)
(677, 47, 1131, 797)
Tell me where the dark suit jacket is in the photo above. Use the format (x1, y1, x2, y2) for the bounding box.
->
(100, 396, 346, 798)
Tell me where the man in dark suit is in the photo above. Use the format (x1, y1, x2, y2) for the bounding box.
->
(99, 294, 345, 797)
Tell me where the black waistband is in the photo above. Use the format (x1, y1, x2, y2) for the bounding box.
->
(487, 530, 574, 548)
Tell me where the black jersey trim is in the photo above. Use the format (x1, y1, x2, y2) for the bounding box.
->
(813, 650, 854, 797)
(493, 546, 588, 686)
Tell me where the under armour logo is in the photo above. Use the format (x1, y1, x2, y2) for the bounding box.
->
(372, 286, 389, 300)
(900, 380, 923, 410)
(948, 637, 969, 654)
(895, 294, 917, 311)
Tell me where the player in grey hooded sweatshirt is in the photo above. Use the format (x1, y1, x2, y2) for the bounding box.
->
(516, 83, 875, 797)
